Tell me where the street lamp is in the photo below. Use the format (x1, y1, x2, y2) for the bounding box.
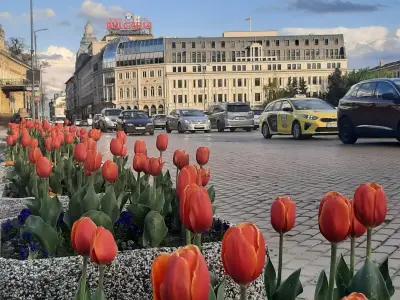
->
(34, 28, 48, 120)
(29, 0, 35, 118)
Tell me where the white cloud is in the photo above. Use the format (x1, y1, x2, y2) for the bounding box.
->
(0, 12, 12, 21)
(34, 8, 56, 20)
(80, 0, 125, 22)
(39, 46, 75, 94)
(281, 26, 400, 68)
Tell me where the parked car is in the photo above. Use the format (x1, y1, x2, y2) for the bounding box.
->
(74, 119, 82, 126)
(207, 103, 254, 132)
(153, 114, 167, 129)
(338, 78, 400, 144)
(92, 114, 102, 129)
(117, 110, 154, 135)
(53, 116, 65, 125)
(98, 108, 122, 132)
(259, 98, 338, 140)
(166, 109, 211, 133)
(252, 109, 263, 129)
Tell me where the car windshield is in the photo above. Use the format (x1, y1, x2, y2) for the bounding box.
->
(154, 115, 166, 119)
(123, 111, 148, 119)
(393, 79, 400, 90)
(227, 104, 250, 112)
(181, 110, 204, 117)
(292, 99, 334, 110)
(104, 109, 122, 116)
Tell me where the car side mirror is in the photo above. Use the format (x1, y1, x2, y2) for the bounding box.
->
(282, 107, 293, 112)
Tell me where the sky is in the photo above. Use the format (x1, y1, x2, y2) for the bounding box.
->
(0, 0, 399, 94)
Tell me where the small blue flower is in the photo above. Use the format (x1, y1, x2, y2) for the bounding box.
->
(19, 245, 29, 260)
(116, 211, 134, 226)
(18, 208, 32, 225)
(1, 220, 13, 233)
(29, 241, 40, 252)
(22, 232, 33, 242)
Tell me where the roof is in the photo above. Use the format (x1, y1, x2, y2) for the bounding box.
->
(371, 60, 400, 71)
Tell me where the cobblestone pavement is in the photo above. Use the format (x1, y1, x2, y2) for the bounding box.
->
(97, 129, 400, 299)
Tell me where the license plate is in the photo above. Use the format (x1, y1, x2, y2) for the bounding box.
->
(136, 127, 145, 130)
(235, 117, 244, 120)
(326, 122, 337, 128)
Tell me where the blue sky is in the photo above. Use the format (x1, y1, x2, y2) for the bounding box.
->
(0, 0, 399, 92)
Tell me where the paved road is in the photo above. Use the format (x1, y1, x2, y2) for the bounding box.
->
(99, 129, 400, 299)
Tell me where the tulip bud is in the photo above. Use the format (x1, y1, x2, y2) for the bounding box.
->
(71, 217, 97, 256)
(147, 157, 164, 177)
(319, 192, 351, 243)
(6, 135, 16, 146)
(341, 292, 368, 300)
(198, 168, 211, 186)
(89, 129, 102, 141)
(349, 201, 366, 238)
(102, 160, 119, 183)
(152, 245, 210, 300)
(74, 143, 87, 163)
(132, 153, 148, 173)
(156, 134, 168, 152)
(28, 147, 43, 164)
(177, 165, 201, 200)
(196, 147, 210, 166)
(173, 150, 189, 170)
(222, 223, 266, 285)
(134, 140, 147, 155)
(36, 156, 53, 178)
(65, 133, 75, 145)
(116, 130, 127, 144)
(271, 196, 296, 234)
(90, 227, 118, 265)
(21, 133, 31, 148)
(354, 183, 387, 228)
(180, 183, 213, 233)
(85, 138, 97, 152)
(84, 150, 102, 173)
(110, 138, 126, 157)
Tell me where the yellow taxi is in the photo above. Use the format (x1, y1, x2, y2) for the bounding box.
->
(259, 97, 338, 139)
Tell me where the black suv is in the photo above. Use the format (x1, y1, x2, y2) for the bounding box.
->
(338, 78, 400, 144)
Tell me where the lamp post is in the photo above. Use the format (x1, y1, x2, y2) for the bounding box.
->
(29, 0, 35, 119)
(34, 28, 48, 120)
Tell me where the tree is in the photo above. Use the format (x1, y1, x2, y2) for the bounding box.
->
(263, 79, 287, 104)
(7, 37, 26, 57)
(299, 78, 308, 95)
(326, 68, 346, 106)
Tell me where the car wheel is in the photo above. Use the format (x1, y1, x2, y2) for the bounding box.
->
(204, 130, 210, 133)
(262, 123, 272, 139)
(178, 123, 185, 134)
(217, 121, 224, 132)
(292, 122, 303, 140)
(190, 130, 195, 133)
(229, 128, 236, 132)
(166, 123, 172, 133)
(339, 118, 358, 144)
(149, 131, 154, 136)
(245, 127, 252, 132)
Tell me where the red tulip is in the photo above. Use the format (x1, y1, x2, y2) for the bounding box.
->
(222, 223, 266, 285)
(85, 138, 97, 152)
(71, 217, 97, 256)
(134, 140, 147, 155)
(79, 128, 88, 141)
(21, 133, 31, 148)
(152, 245, 210, 300)
(180, 183, 213, 233)
(6, 135, 17, 146)
(43, 120, 51, 131)
(271, 196, 296, 234)
(28, 147, 43, 164)
(198, 168, 211, 186)
(84, 150, 102, 173)
(354, 183, 387, 228)
(341, 293, 368, 300)
(349, 201, 367, 238)
(65, 133, 75, 144)
(90, 227, 118, 265)
(74, 143, 87, 163)
(30, 138, 39, 148)
(102, 160, 119, 183)
(36, 156, 53, 178)
(110, 138, 126, 157)
(319, 192, 351, 243)
(177, 165, 200, 200)
(51, 136, 62, 150)
(196, 147, 210, 166)
(45, 137, 53, 152)
(116, 130, 127, 144)
(173, 150, 189, 170)
(89, 129, 102, 141)
(147, 157, 164, 176)
(132, 154, 149, 173)
(156, 134, 168, 152)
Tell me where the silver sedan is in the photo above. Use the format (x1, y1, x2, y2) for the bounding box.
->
(166, 109, 211, 133)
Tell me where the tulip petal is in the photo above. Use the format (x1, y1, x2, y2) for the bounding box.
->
(152, 254, 171, 300)
(161, 255, 191, 300)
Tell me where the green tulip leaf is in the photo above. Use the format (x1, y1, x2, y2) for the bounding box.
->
(67, 185, 87, 228)
(22, 215, 60, 254)
(81, 180, 100, 213)
(348, 258, 390, 300)
(75, 276, 92, 300)
(39, 194, 62, 227)
(127, 202, 150, 227)
(100, 185, 120, 224)
(82, 210, 113, 232)
(264, 259, 277, 300)
(379, 258, 395, 297)
(117, 191, 131, 213)
(314, 270, 328, 300)
(91, 287, 106, 300)
(273, 268, 303, 300)
(209, 287, 217, 300)
(336, 255, 351, 298)
(142, 211, 168, 247)
(208, 186, 216, 203)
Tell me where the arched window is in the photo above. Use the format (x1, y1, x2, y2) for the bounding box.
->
(151, 86, 155, 97)
(143, 87, 147, 97)
(158, 105, 164, 114)
(151, 105, 157, 115)
(119, 88, 123, 99)
(143, 105, 149, 115)
(126, 88, 130, 99)
(133, 87, 137, 98)
(158, 86, 162, 97)
(127, 106, 131, 110)
(134, 105, 138, 109)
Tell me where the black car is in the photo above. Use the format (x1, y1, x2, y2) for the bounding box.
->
(338, 78, 400, 144)
(117, 110, 154, 135)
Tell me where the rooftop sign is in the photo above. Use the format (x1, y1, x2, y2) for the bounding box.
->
(106, 13, 152, 35)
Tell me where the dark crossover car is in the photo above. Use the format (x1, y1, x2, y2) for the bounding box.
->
(207, 102, 254, 132)
(338, 78, 400, 144)
(166, 109, 211, 133)
(117, 110, 154, 135)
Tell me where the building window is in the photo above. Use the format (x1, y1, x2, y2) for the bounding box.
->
(305, 39, 309, 46)
(184, 95, 187, 103)
(221, 41, 225, 48)
(173, 95, 176, 103)
(198, 79, 203, 88)
(133, 87, 137, 98)
(151, 86, 155, 97)
(143, 71, 147, 78)
(178, 80, 183, 88)
(150, 70, 155, 77)
(143, 87, 148, 97)
(173, 80, 176, 88)
(314, 39, 319, 45)
(275, 40, 280, 46)
(266, 40, 270, 47)
(295, 39, 299, 46)
(172, 42, 176, 49)
(287, 64, 291, 70)
(178, 95, 183, 103)
(119, 88, 123, 99)
(198, 94, 203, 103)
(335, 38, 339, 45)
(192, 42, 196, 48)
(194, 94, 197, 103)
(284, 40, 289, 46)
(158, 70, 162, 77)
(232, 65, 236, 71)
(183, 66, 187, 72)
(255, 78, 261, 87)
(182, 42, 186, 48)
(211, 41, 216, 48)
(255, 93, 261, 102)
(325, 39, 329, 45)
(119, 73, 123, 80)
(158, 86, 162, 97)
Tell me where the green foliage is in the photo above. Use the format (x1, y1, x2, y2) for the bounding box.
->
(100, 185, 119, 224)
(209, 279, 226, 300)
(142, 210, 168, 247)
(314, 271, 329, 300)
(335, 255, 352, 298)
(82, 210, 113, 232)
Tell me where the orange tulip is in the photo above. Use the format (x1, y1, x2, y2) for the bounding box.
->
(45, 137, 53, 152)
(271, 196, 296, 234)
(84, 150, 102, 173)
(21, 133, 31, 148)
(180, 183, 213, 233)
(342, 292, 368, 300)
(6, 135, 17, 146)
(319, 192, 351, 243)
(110, 138, 126, 157)
(222, 223, 266, 285)
(354, 183, 387, 228)
(156, 134, 168, 152)
(102, 160, 119, 183)
(30, 138, 39, 148)
(90, 227, 118, 265)
(349, 201, 367, 238)
(132, 153, 148, 173)
(134, 140, 147, 155)
(85, 138, 97, 152)
(51, 136, 62, 150)
(152, 245, 210, 300)
(89, 129, 102, 141)
(36, 156, 53, 178)
(71, 217, 97, 256)
(177, 165, 200, 200)
(116, 130, 127, 144)
(196, 147, 210, 166)
(198, 168, 211, 186)
(28, 147, 43, 164)
(74, 143, 87, 163)
(173, 150, 189, 170)
(147, 157, 164, 176)
(65, 133, 75, 144)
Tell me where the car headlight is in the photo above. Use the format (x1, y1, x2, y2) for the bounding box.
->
(207, 120, 211, 125)
(147, 122, 153, 126)
(184, 119, 190, 124)
(105, 117, 110, 122)
(302, 114, 318, 120)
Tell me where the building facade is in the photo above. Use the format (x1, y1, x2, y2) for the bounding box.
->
(68, 16, 347, 118)
(371, 60, 400, 78)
